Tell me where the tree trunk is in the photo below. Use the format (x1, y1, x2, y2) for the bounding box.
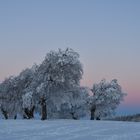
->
(30, 106, 35, 118)
(96, 116, 100, 120)
(23, 106, 35, 119)
(1, 107, 8, 119)
(40, 98, 47, 120)
(90, 105, 96, 120)
(71, 112, 78, 120)
(14, 115, 17, 119)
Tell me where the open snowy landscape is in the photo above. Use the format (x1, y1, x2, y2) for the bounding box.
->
(0, 1, 140, 140)
(0, 120, 140, 140)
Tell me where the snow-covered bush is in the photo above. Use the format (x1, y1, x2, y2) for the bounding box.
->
(47, 87, 91, 119)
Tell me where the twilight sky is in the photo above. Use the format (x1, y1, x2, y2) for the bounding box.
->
(0, 0, 140, 115)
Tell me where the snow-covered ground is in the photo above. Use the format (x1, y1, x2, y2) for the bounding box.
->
(0, 120, 140, 140)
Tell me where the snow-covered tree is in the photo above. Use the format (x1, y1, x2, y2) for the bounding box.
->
(36, 48, 83, 120)
(0, 65, 38, 119)
(0, 48, 84, 120)
(0, 76, 19, 119)
(90, 79, 126, 120)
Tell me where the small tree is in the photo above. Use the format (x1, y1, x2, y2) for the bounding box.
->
(90, 79, 126, 120)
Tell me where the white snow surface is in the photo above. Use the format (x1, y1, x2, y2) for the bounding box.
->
(0, 120, 140, 140)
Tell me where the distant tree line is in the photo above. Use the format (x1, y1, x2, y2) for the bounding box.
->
(109, 114, 140, 122)
(0, 48, 126, 120)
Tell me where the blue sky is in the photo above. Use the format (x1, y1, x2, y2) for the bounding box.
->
(0, 0, 140, 115)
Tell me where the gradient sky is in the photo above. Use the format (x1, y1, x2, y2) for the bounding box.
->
(0, 0, 140, 115)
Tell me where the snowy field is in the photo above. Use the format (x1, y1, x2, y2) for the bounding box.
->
(0, 120, 140, 140)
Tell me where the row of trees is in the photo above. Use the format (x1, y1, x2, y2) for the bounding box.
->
(110, 114, 140, 122)
(0, 48, 126, 120)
